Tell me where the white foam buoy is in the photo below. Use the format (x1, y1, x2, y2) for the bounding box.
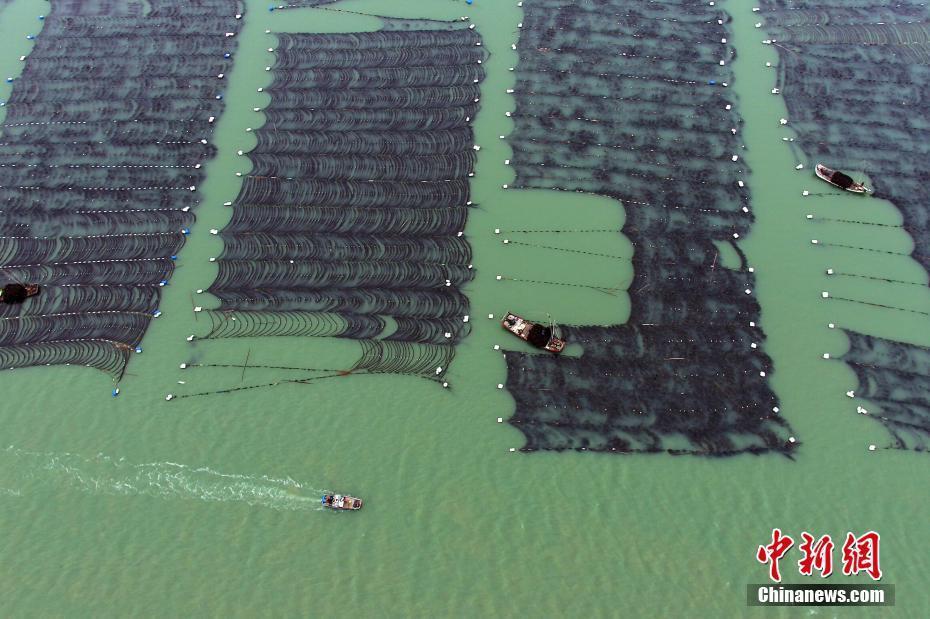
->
(788, 437, 796, 443)
(826, 268, 834, 275)
(821, 291, 829, 298)
(435, 367, 443, 375)
(806, 214, 813, 219)
(779, 118, 788, 125)
(868, 445, 876, 451)
(823, 353, 831, 359)
(503, 239, 510, 244)
(494, 228, 500, 234)
(194, 306, 203, 312)
(846, 390, 855, 398)
(497, 384, 504, 389)
(187, 335, 195, 342)
(828, 323, 835, 329)
(497, 418, 503, 423)
(493, 345, 500, 350)
(166, 394, 174, 401)
(196, 289, 204, 294)
(180, 363, 187, 369)
(796, 164, 804, 170)
(509, 448, 516, 452)
(731, 155, 739, 161)
(224, 201, 232, 206)
(802, 190, 810, 196)
(488, 314, 494, 319)
(496, 275, 502, 280)
(463, 315, 470, 323)
(812, 239, 819, 244)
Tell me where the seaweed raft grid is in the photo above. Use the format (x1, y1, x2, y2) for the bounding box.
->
(502, 0, 796, 456)
(204, 22, 485, 381)
(0, 0, 245, 380)
(760, 0, 930, 451)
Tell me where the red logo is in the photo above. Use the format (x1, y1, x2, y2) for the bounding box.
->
(841, 531, 882, 581)
(798, 533, 834, 578)
(758, 530, 882, 582)
(756, 528, 794, 583)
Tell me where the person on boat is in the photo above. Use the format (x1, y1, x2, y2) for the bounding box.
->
(0, 283, 40, 304)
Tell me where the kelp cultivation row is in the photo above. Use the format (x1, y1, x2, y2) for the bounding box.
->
(502, 0, 795, 456)
(0, 0, 244, 379)
(760, 0, 930, 452)
(205, 21, 485, 381)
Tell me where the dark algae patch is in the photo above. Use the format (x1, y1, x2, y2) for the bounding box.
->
(203, 19, 485, 381)
(502, 0, 796, 456)
(0, 0, 244, 379)
(761, 0, 930, 452)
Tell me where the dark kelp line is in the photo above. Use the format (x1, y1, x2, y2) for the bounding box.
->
(502, 0, 796, 456)
(0, 0, 244, 380)
(203, 20, 484, 382)
(760, 1, 930, 452)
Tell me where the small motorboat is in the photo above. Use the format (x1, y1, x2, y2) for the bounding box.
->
(815, 164, 871, 194)
(501, 312, 566, 353)
(321, 494, 363, 511)
(0, 283, 40, 305)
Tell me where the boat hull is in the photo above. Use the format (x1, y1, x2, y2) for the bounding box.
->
(815, 163, 870, 194)
(501, 311, 565, 354)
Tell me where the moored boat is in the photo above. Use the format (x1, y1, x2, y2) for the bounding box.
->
(321, 494, 363, 510)
(0, 283, 40, 305)
(815, 163, 871, 194)
(501, 312, 566, 354)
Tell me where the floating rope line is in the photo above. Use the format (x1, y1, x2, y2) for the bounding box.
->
(831, 272, 928, 287)
(825, 296, 930, 317)
(818, 242, 911, 256)
(809, 216, 902, 228)
(504, 240, 631, 261)
(498, 275, 626, 296)
(499, 228, 622, 234)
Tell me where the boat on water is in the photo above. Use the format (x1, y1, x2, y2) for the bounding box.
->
(0, 283, 40, 305)
(815, 163, 871, 194)
(321, 494, 363, 511)
(501, 311, 566, 354)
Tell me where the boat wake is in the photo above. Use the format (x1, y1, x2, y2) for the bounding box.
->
(1, 446, 323, 511)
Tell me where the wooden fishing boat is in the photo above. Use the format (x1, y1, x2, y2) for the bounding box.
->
(501, 311, 566, 354)
(0, 283, 40, 304)
(815, 163, 871, 194)
(321, 494, 363, 511)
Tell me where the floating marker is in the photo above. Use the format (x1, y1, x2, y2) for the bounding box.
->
(828, 323, 835, 329)
(497, 384, 504, 389)
(868, 445, 876, 451)
(802, 190, 810, 196)
(180, 363, 188, 369)
(152, 310, 162, 318)
(496, 275, 502, 280)
(796, 164, 804, 170)
(493, 345, 500, 350)
(196, 289, 204, 294)
(497, 418, 503, 423)
(194, 306, 203, 312)
(823, 353, 831, 359)
(135, 346, 143, 354)
(166, 394, 174, 401)
(488, 314, 494, 319)
(788, 437, 796, 443)
(846, 390, 855, 398)
(186, 335, 195, 341)
(821, 291, 829, 298)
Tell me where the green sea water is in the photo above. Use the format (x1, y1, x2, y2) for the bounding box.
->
(0, 0, 928, 616)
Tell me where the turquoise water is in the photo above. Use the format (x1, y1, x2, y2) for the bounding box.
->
(0, 0, 928, 616)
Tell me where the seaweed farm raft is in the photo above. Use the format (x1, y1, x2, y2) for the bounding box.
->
(0, 0, 243, 379)
(501, 0, 795, 456)
(195, 20, 486, 387)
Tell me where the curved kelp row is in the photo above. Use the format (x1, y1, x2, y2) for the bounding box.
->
(202, 20, 485, 387)
(0, 0, 244, 380)
(761, 0, 930, 452)
(503, 0, 795, 456)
